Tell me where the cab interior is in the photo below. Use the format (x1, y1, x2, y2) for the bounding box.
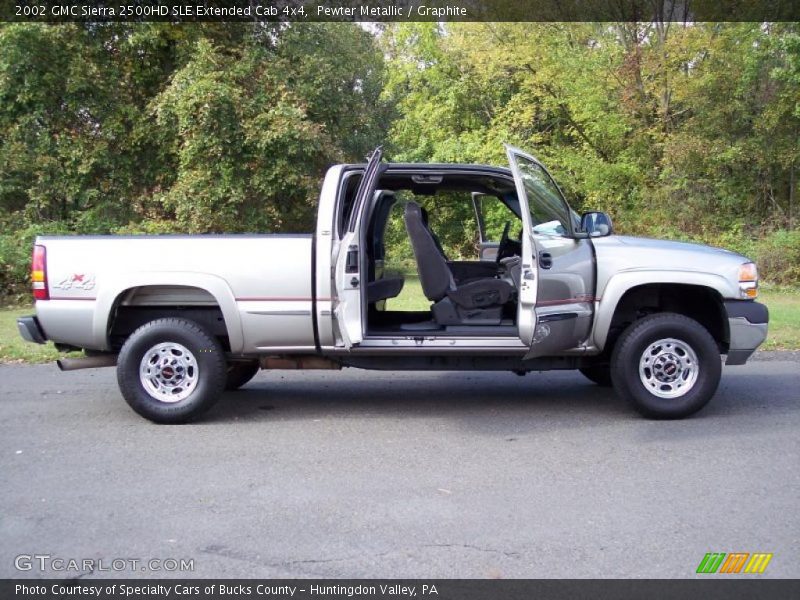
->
(343, 169, 526, 337)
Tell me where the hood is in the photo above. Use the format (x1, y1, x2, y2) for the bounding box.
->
(612, 235, 742, 258)
(591, 235, 752, 295)
(592, 235, 748, 264)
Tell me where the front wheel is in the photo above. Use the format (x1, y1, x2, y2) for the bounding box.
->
(117, 318, 226, 424)
(610, 313, 721, 419)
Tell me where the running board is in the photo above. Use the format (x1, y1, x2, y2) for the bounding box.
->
(260, 356, 341, 370)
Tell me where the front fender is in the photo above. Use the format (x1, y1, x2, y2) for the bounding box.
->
(94, 272, 244, 353)
(592, 270, 737, 351)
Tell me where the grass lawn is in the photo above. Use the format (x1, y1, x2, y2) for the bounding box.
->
(1, 285, 797, 362)
(760, 286, 800, 350)
(385, 274, 429, 312)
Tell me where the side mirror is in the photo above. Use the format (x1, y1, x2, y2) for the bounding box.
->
(580, 211, 613, 237)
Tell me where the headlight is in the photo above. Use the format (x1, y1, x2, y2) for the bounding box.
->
(738, 262, 758, 298)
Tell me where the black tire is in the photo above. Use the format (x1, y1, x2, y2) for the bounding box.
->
(117, 318, 226, 424)
(610, 313, 721, 419)
(579, 366, 613, 387)
(225, 361, 260, 391)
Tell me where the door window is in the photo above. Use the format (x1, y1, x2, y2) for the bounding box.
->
(511, 156, 574, 237)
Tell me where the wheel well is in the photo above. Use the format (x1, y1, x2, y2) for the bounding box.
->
(606, 284, 728, 354)
(108, 286, 230, 351)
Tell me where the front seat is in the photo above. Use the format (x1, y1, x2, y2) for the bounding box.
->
(404, 201, 513, 325)
(419, 206, 448, 260)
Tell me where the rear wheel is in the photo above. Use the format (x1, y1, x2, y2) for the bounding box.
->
(579, 366, 612, 387)
(117, 318, 226, 424)
(225, 361, 260, 390)
(610, 313, 721, 419)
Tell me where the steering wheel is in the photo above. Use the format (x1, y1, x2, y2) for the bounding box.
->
(495, 221, 512, 263)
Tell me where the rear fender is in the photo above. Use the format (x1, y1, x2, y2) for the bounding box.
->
(95, 272, 243, 353)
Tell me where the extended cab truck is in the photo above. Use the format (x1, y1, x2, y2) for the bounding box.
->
(17, 146, 769, 423)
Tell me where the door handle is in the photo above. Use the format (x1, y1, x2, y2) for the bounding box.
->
(538, 251, 553, 269)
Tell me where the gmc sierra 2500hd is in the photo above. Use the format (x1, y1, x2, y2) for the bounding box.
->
(17, 145, 768, 423)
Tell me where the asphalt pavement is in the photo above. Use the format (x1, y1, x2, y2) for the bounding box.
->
(1, 352, 798, 579)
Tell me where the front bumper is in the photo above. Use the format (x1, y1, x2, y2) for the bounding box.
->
(724, 300, 768, 365)
(17, 315, 47, 345)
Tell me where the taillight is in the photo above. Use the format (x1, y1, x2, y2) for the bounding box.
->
(32, 244, 49, 300)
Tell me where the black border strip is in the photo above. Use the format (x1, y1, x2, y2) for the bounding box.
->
(2, 579, 799, 600)
(5, 0, 800, 23)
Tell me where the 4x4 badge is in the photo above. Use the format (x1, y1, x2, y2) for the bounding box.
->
(53, 273, 96, 291)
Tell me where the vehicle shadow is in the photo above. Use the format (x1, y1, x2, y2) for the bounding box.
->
(208, 369, 632, 425)
(204, 364, 800, 431)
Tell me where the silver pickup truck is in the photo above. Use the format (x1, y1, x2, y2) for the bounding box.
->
(17, 145, 768, 423)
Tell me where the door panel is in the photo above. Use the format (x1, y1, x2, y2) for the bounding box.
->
(333, 148, 383, 348)
(528, 233, 595, 357)
(505, 145, 595, 357)
(534, 235, 595, 307)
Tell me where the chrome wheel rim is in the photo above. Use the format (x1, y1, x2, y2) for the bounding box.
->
(638, 338, 699, 399)
(139, 342, 199, 403)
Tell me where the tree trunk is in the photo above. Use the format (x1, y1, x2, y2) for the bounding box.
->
(790, 163, 796, 230)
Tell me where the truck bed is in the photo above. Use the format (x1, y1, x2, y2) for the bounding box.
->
(35, 234, 315, 353)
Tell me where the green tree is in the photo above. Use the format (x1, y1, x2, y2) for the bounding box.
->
(0, 23, 389, 294)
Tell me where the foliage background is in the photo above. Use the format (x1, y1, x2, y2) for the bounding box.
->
(1, 21, 799, 299)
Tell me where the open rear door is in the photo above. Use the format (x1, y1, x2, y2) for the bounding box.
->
(333, 147, 384, 348)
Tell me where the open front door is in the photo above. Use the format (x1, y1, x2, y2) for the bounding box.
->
(504, 146, 539, 348)
(333, 148, 384, 348)
(506, 144, 595, 359)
